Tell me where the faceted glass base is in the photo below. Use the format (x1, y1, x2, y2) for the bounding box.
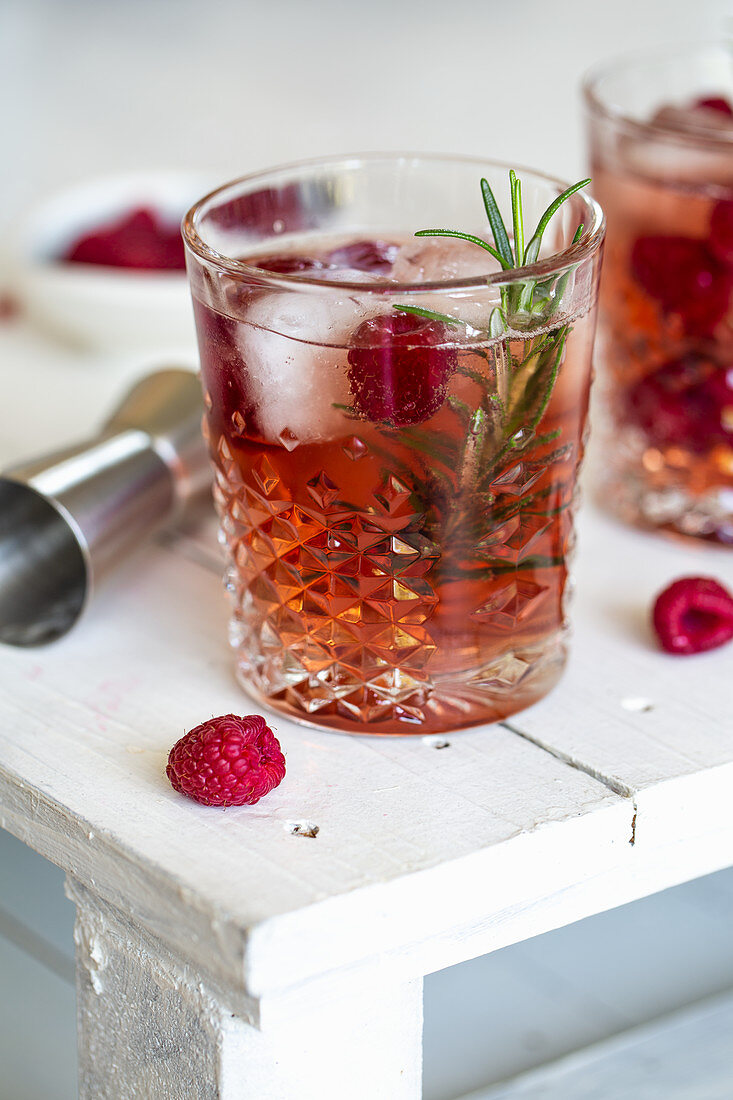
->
(231, 628, 568, 736)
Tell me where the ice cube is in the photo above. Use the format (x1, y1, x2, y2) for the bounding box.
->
(316, 267, 386, 284)
(389, 238, 504, 334)
(236, 291, 357, 444)
(391, 237, 501, 283)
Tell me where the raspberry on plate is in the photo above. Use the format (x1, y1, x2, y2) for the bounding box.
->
(167, 714, 286, 807)
(64, 207, 186, 270)
(346, 311, 457, 426)
(652, 577, 733, 655)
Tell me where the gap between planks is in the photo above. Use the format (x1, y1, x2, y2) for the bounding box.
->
(501, 721, 638, 845)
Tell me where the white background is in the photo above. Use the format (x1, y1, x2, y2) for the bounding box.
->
(1, 0, 731, 237)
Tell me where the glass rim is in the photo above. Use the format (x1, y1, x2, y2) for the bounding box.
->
(182, 151, 605, 295)
(583, 40, 733, 150)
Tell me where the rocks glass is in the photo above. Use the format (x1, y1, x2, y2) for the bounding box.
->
(585, 43, 733, 542)
(183, 155, 604, 734)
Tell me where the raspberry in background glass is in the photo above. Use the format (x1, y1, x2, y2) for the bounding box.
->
(584, 43, 733, 543)
(183, 156, 604, 735)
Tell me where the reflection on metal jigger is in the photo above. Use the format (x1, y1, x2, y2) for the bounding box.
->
(0, 369, 211, 646)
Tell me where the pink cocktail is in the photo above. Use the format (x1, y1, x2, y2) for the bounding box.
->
(184, 156, 603, 734)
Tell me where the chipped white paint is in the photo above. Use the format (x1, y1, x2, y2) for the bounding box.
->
(70, 880, 231, 1100)
(620, 696, 654, 713)
(74, 911, 108, 995)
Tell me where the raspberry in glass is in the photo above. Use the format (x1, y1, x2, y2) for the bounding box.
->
(346, 311, 457, 426)
(708, 201, 733, 266)
(626, 354, 733, 452)
(630, 235, 732, 337)
(325, 239, 398, 274)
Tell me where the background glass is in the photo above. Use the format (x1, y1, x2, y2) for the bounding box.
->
(585, 43, 733, 543)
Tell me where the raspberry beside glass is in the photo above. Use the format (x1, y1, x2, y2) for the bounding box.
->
(585, 45, 733, 542)
(184, 157, 604, 734)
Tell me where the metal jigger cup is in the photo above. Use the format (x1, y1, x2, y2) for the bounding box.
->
(0, 368, 211, 646)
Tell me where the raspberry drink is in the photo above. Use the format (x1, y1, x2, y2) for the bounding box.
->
(184, 157, 603, 734)
(585, 45, 733, 542)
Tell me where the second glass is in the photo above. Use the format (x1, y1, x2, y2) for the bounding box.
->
(585, 43, 733, 543)
(184, 155, 604, 734)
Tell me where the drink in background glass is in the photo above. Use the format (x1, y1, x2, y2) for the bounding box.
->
(585, 43, 733, 542)
(183, 155, 604, 734)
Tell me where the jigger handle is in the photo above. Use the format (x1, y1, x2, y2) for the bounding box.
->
(0, 368, 211, 646)
(22, 429, 176, 583)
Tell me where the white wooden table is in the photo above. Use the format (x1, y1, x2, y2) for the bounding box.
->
(1, 318, 733, 1099)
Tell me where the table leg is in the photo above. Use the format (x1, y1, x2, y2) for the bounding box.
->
(69, 878, 423, 1099)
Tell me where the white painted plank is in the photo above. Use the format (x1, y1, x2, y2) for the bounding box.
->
(463, 988, 733, 1100)
(4, 524, 733, 1003)
(0, 534, 629, 996)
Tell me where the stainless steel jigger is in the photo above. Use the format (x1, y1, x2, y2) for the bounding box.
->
(0, 369, 211, 646)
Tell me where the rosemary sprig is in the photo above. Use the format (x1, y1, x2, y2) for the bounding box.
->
(393, 304, 466, 328)
(401, 171, 590, 333)
(358, 171, 592, 582)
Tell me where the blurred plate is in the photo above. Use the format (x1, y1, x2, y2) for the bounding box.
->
(11, 172, 216, 355)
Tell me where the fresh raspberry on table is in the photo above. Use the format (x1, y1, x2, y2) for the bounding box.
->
(166, 714, 286, 806)
(347, 311, 457, 426)
(652, 577, 733, 655)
